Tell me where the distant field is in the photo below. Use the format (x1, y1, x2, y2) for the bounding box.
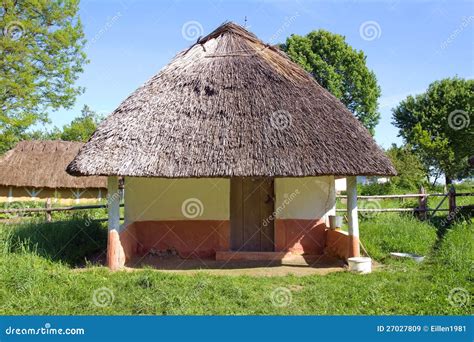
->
(0, 213, 472, 315)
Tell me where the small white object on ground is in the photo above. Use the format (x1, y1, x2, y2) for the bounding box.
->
(348, 257, 372, 273)
(390, 252, 425, 263)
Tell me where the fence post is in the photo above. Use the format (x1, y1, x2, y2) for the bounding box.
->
(448, 186, 456, 219)
(418, 186, 427, 220)
(45, 198, 52, 222)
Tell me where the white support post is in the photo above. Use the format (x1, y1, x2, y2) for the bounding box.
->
(325, 176, 336, 226)
(347, 176, 360, 257)
(107, 176, 124, 270)
(8, 187, 13, 203)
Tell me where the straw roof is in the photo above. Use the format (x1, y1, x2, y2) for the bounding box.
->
(0, 140, 106, 189)
(67, 22, 396, 178)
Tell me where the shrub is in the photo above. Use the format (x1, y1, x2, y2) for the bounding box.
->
(357, 182, 396, 196)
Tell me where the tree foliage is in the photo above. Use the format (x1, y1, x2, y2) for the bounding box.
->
(282, 30, 381, 134)
(392, 77, 473, 184)
(54, 105, 102, 142)
(29, 105, 102, 142)
(0, 0, 87, 153)
(386, 144, 427, 190)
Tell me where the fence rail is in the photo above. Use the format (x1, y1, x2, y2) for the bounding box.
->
(335, 208, 450, 212)
(336, 192, 472, 199)
(0, 187, 472, 222)
(337, 187, 472, 220)
(0, 203, 124, 214)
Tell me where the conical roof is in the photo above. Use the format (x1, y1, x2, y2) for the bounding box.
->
(67, 22, 396, 178)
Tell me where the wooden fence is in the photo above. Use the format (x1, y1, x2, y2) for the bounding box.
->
(0, 203, 124, 222)
(336, 186, 473, 220)
(0, 186, 472, 223)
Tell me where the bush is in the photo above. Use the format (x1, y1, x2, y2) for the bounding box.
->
(2, 216, 107, 266)
(360, 213, 437, 260)
(358, 182, 398, 195)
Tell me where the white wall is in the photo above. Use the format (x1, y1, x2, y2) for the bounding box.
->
(124, 176, 336, 222)
(335, 177, 347, 192)
(274, 176, 336, 220)
(124, 177, 230, 222)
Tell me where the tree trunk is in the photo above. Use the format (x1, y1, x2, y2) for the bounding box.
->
(445, 175, 453, 186)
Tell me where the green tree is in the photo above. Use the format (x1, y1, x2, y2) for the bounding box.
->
(57, 105, 102, 141)
(29, 105, 102, 142)
(392, 77, 473, 185)
(282, 30, 381, 134)
(386, 144, 427, 190)
(0, 0, 87, 153)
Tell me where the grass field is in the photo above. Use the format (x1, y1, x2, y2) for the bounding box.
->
(0, 213, 472, 315)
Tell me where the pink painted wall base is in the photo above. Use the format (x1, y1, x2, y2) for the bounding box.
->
(108, 219, 359, 269)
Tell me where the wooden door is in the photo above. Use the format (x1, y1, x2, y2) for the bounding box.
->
(230, 177, 274, 251)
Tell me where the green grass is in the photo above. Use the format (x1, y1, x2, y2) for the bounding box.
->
(0, 215, 472, 315)
(359, 214, 437, 260)
(1, 217, 107, 266)
(431, 220, 473, 282)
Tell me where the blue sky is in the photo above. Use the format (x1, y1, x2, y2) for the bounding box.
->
(46, 0, 474, 148)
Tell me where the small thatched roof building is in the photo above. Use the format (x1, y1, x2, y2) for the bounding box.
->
(67, 23, 394, 178)
(0, 140, 106, 203)
(67, 23, 395, 270)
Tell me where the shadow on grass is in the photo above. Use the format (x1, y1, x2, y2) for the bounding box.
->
(5, 216, 107, 267)
(428, 210, 473, 251)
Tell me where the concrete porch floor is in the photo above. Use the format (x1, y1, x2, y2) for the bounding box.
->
(125, 254, 347, 277)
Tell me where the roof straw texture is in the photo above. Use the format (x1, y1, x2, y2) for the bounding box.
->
(0, 140, 107, 189)
(67, 22, 396, 178)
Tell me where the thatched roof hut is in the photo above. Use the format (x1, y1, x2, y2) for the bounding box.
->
(67, 22, 395, 178)
(0, 140, 106, 189)
(65, 23, 395, 270)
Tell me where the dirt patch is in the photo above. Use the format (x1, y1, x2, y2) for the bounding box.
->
(123, 254, 347, 277)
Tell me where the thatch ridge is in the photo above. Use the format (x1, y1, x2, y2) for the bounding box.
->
(0, 140, 106, 189)
(67, 22, 396, 178)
